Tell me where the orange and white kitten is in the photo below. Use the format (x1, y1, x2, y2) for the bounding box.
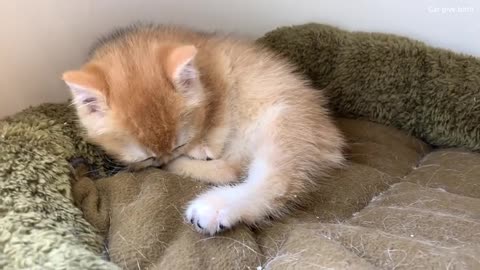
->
(63, 25, 345, 235)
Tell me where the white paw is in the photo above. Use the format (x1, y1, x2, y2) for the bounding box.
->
(185, 189, 238, 235)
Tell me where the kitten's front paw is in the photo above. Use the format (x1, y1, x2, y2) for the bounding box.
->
(185, 190, 238, 235)
(187, 144, 214, 160)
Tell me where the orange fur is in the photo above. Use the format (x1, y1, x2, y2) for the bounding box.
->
(63, 25, 345, 235)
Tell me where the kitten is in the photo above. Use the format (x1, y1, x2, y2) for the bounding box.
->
(63, 25, 345, 235)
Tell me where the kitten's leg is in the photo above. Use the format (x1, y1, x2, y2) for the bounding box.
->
(165, 156, 240, 184)
(185, 109, 344, 235)
(186, 126, 229, 160)
(202, 126, 229, 159)
(127, 157, 162, 171)
(185, 156, 292, 234)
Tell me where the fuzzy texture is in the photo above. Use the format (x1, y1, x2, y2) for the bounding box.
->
(62, 24, 345, 235)
(2, 23, 480, 269)
(4, 104, 480, 269)
(258, 23, 480, 151)
(0, 104, 119, 270)
(73, 118, 480, 270)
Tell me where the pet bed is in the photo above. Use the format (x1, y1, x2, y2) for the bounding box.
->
(1, 23, 479, 269)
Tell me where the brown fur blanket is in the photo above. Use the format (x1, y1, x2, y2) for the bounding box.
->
(72, 118, 480, 269)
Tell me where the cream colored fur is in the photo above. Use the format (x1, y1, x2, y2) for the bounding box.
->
(63, 25, 345, 235)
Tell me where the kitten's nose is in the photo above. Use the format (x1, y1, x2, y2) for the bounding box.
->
(161, 155, 173, 165)
(151, 157, 163, 167)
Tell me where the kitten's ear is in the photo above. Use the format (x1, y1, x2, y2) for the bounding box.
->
(62, 68, 108, 114)
(165, 45, 198, 87)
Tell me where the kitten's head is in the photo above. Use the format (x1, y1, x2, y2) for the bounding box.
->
(62, 42, 205, 164)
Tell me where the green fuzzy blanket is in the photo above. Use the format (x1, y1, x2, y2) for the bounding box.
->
(259, 24, 480, 151)
(1, 23, 479, 269)
(0, 105, 118, 269)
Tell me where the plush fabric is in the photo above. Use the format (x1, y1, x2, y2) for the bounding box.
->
(258, 23, 480, 151)
(0, 105, 118, 270)
(72, 118, 480, 270)
(2, 23, 480, 269)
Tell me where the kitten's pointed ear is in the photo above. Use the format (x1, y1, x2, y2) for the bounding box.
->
(165, 45, 198, 87)
(62, 68, 108, 114)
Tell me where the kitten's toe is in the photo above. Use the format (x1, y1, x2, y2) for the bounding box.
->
(185, 193, 236, 235)
(187, 144, 209, 160)
(187, 144, 216, 160)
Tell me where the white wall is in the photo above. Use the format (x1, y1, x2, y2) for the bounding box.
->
(1, 0, 479, 118)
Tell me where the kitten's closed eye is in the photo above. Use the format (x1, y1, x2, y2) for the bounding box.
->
(127, 142, 187, 172)
(173, 143, 187, 152)
(127, 157, 161, 171)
